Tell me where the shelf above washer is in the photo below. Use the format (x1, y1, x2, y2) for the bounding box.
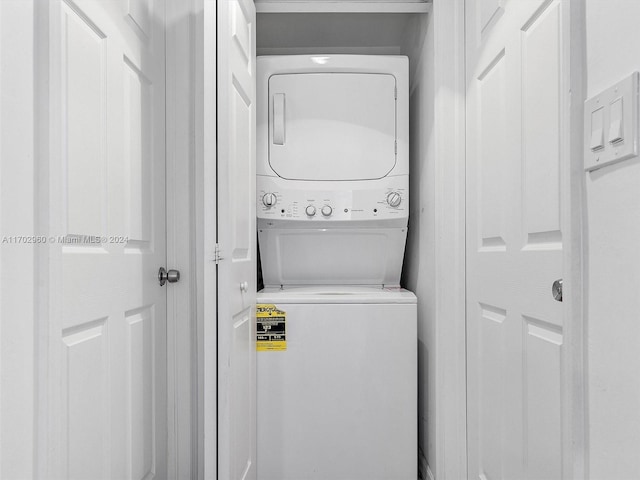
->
(255, 1, 432, 14)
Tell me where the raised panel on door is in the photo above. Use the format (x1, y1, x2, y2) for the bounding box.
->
(522, 316, 563, 479)
(231, 308, 254, 480)
(126, 0, 151, 39)
(125, 306, 156, 480)
(521, 1, 562, 249)
(230, 75, 253, 262)
(476, 49, 508, 251)
(47, 1, 166, 478)
(123, 55, 153, 250)
(217, 0, 257, 479)
(476, 304, 507, 480)
(62, 319, 110, 480)
(466, 1, 566, 479)
(62, 0, 107, 239)
(479, 0, 503, 38)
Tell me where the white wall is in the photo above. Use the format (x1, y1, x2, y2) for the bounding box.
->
(0, 1, 36, 478)
(401, 10, 436, 478)
(585, 2, 640, 478)
(402, 4, 467, 479)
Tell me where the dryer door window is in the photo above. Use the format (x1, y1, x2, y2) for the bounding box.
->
(268, 73, 397, 181)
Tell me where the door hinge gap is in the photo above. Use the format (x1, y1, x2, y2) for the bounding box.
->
(214, 243, 223, 264)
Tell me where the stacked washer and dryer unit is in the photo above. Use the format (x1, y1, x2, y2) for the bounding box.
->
(256, 55, 417, 480)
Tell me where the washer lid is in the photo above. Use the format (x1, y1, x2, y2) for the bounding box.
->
(268, 73, 397, 181)
(257, 286, 417, 304)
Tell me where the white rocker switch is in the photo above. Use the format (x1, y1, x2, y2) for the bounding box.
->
(590, 107, 605, 151)
(584, 71, 638, 171)
(609, 97, 624, 144)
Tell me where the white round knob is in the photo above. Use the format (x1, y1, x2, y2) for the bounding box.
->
(387, 192, 402, 208)
(305, 205, 316, 217)
(321, 205, 333, 217)
(262, 193, 277, 208)
(240, 281, 248, 292)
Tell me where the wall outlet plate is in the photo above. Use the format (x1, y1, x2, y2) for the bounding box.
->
(584, 72, 639, 172)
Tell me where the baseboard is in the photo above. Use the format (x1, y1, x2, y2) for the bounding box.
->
(418, 449, 434, 480)
(426, 464, 435, 480)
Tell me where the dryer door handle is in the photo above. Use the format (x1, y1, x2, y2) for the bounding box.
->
(273, 93, 285, 145)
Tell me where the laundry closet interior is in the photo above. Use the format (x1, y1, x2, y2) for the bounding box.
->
(248, 2, 438, 479)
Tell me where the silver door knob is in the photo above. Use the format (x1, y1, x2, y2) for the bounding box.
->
(240, 281, 249, 292)
(552, 279, 563, 302)
(158, 267, 180, 286)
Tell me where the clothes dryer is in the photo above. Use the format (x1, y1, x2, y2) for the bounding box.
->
(256, 55, 409, 287)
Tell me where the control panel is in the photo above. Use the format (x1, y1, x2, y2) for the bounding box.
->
(257, 177, 408, 222)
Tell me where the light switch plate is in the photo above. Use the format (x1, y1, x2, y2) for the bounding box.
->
(584, 71, 638, 171)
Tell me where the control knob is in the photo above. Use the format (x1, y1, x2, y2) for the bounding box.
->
(321, 205, 333, 217)
(386, 192, 402, 208)
(305, 205, 317, 217)
(262, 193, 277, 208)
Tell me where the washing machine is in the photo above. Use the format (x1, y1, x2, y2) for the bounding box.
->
(257, 55, 410, 287)
(256, 286, 417, 480)
(256, 55, 416, 480)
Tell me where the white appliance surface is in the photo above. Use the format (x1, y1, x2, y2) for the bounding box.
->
(268, 73, 397, 181)
(258, 225, 407, 287)
(257, 287, 417, 480)
(256, 55, 410, 287)
(257, 54, 409, 181)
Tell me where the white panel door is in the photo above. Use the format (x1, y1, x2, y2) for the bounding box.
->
(46, 0, 167, 478)
(217, 0, 257, 479)
(466, 1, 568, 479)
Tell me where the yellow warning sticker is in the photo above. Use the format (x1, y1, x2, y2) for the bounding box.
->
(256, 304, 286, 351)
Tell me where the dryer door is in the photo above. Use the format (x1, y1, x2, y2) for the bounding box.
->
(268, 73, 397, 181)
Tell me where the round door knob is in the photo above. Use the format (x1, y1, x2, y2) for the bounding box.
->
(262, 193, 277, 208)
(240, 281, 249, 292)
(552, 279, 563, 302)
(158, 267, 180, 286)
(321, 205, 333, 217)
(305, 205, 316, 216)
(387, 192, 402, 208)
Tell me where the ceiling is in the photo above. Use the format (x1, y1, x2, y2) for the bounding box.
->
(257, 13, 415, 55)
